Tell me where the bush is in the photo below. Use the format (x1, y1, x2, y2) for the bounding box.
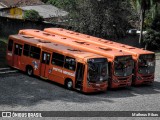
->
(143, 29, 160, 50)
(23, 10, 43, 21)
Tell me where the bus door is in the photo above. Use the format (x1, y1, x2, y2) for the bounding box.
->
(75, 62, 85, 90)
(41, 51, 51, 78)
(13, 43, 23, 68)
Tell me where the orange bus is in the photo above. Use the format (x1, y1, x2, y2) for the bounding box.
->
(6, 34, 109, 93)
(19, 29, 134, 89)
(44, 28, 155, 85)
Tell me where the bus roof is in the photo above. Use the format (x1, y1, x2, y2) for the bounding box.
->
(44, 28, 154, 56)
(19, 29, 132, 59)
(10, 35, 106, 60)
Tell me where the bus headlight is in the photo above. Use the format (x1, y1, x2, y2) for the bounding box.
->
(137, 76, 142, 80)
(129, 77, 132, 82)
(100, 76, 103, 81)
(113, 79, 119, 83)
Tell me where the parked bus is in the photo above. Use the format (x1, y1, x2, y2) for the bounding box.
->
(44, 28, 155, 85)
(6, 34, 109, 93)
(19, 29, 134, 88)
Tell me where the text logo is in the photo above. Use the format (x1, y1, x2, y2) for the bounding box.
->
(2, 112, 11, 117)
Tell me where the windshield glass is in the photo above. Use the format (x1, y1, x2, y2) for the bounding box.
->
(114, 56, 133, 77)
(138, 54, 155, 74)
(87, 58, 108, 83)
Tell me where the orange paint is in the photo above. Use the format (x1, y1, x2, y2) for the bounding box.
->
(6, 34, 108, 93)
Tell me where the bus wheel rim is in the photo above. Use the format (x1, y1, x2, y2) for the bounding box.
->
(67, 81, 72, 88)
(28, 69, 32, 75)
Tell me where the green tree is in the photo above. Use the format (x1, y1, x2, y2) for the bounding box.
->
(23, 10, 43, 21)
(130, 0, 158, 45)
(69, 0, 132, 39)
(151, 14, 160, 31)
(143, 29, 160, 49)
(44, 0, 134, 39)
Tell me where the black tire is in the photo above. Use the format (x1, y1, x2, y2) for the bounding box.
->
(65, 79, 73, 90)
(26, 66, 33, 76)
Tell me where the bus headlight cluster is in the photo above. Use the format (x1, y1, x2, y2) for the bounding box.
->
(100, 76, 104, 81)
(113, 79, 119, 83)
(137, 76, 142, 80)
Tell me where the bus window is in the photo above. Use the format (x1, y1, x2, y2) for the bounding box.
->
(8, 39, 13, 51)
(30, 46, 41, 59)
(64, 56, 76, 71)
(23, 44, 30, 56)
(41, 52, 51, 65)
(52, 52, 64, 67)
(87, 58, 108, 83)
(14, 44, 22, 56)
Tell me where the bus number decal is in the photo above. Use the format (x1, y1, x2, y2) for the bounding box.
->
(52, 67, 75, 77)
(53, 67, 63, 73)
(63, 71, 75, 77)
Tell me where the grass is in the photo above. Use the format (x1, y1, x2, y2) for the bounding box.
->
(0, 37, 8, 68)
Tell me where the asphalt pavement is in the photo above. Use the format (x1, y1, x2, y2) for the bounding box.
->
(0, 60, 160, 119)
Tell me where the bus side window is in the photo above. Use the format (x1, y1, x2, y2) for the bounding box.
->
(64, 56, 76, 71)
(30, 46, 41, 59)
(8, 39, 13, 51)
(41, 52, 51, 65)
(14, 44, 23, 56)
(52, 52, 64, 67)
(23, 44, 30, 56)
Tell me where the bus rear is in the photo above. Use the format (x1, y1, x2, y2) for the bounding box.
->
(19, 29, 134, 89)
(44, 28, 155, 85)
(6, 34, 108, 93)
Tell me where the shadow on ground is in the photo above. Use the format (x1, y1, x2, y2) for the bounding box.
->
(0, 71, 160, 107)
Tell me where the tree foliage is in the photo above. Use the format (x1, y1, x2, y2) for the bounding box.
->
(143, 13, 160, 50)
(130, 0, 158, 44)
(151, 14, 160, 31)
(143, 29, 160, 50)
(41, 0, 160, 49)
(42, 0, 133, 39)
(23, 10, 43, 21)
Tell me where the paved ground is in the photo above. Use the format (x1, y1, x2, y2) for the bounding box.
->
(0, 60, 160, 119)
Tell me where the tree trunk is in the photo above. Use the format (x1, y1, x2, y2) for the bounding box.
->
(139, 9, 145, 45)
(145, 43, 148, 50)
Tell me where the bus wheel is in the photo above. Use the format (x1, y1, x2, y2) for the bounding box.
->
(26, 66, 33, 76)
(65, 79, 73, 90)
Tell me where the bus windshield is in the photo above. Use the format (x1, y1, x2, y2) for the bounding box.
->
(138, 54, 155, 74)
(114, 56, 133, 77)
(87, 58, 108, 83)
